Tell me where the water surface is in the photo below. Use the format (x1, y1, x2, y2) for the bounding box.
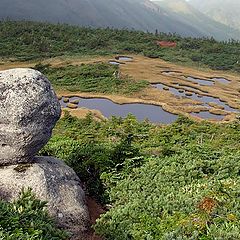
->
(209, 77, 231, 84)
(60, 97, 178, 124)
(152, 83, 238, 113)
(109, 61, 120, 65)
(116, 56, 133, 61)
(185, 76, 214, 86)
(162, 71, 182, 75)
(191, 112, 225, 120)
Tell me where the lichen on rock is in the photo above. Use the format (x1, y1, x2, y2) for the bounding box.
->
(0, 68, 90, 238)
(0, 157, 90, 238)
(0, 68, 61, 165)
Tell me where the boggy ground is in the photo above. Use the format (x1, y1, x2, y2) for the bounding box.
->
(119, 55, 240, 118)
(1, 55, 239, 122)
(56, 55, 240, 122)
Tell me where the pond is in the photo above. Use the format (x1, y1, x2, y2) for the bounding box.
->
(60, 97, 178, 124)
(209, 77, 231, 84)
(191, 111, 225, 120)
(162, 71, 182, 75)
(173, 83, 208, 93)
(152, 83, 239, 113)
(160, 71, 231, 85)
(115, 56, 133, 61)
(184, 76, 215, 86)
(109, 61, 120, 65)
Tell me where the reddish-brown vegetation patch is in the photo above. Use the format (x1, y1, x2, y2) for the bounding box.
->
(156, 41, 177, 47)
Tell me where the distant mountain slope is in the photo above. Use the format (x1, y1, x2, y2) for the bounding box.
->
(189, 0, 240, 31)
(0, 0, 203, 37)
(153, 0, 240, 40)
(0, 0, 239, 40)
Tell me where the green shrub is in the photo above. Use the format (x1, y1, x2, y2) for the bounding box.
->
(1, 20, 240, 72)
(95, 151, 240, 239)
(34, 63, 148, 94)
(40, 114, 240, 239)
(0, 189, 68, 240)
(40, 113, 142, 202)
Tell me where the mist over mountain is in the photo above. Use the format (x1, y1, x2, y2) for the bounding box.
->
(189, 0, 240, 31)
(153, 0, 240, 40)
(0, 0, 239, 40)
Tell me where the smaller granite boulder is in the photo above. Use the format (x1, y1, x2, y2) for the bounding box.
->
(0, 156, 90, 238)
(0, 68, 61, 165)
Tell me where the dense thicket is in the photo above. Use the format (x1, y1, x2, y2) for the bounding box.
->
(41, 113, 240, 239)
(0, 189, 67, 239)
(1, 21, 240, 72)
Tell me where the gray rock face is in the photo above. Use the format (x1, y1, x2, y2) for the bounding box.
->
(0, 156, 90, 238)
(0, 68, 61, 165)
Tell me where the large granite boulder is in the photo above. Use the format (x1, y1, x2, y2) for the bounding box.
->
(0, 156, 90, 239)
(0, 68, 61, 165)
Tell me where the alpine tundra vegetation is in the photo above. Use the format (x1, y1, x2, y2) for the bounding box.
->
(0, 2, 240, 238)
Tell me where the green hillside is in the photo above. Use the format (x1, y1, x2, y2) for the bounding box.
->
(1, 21, 240, 72)
(41, 113, 240, 239)
(0, 0, 203, 37)
(1, 20, 240, 239)
(1, 0, 240, 40)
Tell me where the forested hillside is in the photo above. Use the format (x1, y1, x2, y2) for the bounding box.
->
(1, 21, 240, 72)
(1, 0, 240, 40)
(0, 0, 202, 37)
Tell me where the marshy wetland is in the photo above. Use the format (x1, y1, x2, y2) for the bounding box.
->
(1, 54, 239, 123)
(60, 96, 178, 124)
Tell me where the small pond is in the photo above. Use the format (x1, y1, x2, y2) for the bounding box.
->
(109, 61, 120, 65)
(173, 83, 208, 93)
(191, 112, 225, 120)
(209, 77, 231, 84)
(60, 97, 178, 124)
(162, 71, 182, 75)
(115, 56, 133, 61)
(160, 71, 231, 85)
(153, 83, 187, 98)
(152, 83, 239, 113)
(184, 76, 215, 86)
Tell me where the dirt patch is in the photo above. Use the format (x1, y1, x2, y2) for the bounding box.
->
(85, 197, 105, 240)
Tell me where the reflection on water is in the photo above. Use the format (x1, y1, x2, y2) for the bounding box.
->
(60, 97, 178, 124)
